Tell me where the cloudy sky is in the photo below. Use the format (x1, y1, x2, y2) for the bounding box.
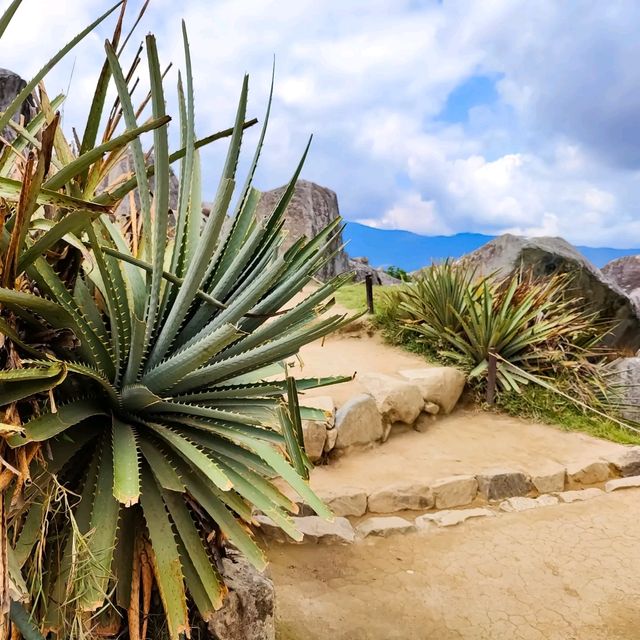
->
(3, 0, 640, 247)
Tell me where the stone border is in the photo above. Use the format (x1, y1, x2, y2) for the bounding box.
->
(300, 367, 467, 461)
(312, 446, 640, 519)
(258, 476, 640, 545)
(257, 449, 640, 545)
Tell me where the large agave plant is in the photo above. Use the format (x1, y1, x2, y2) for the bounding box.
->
(0, 2, 350, 638)
(381, 262, 608, 394)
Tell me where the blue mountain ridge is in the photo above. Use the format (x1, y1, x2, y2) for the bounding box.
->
(342, 222, 640, 271)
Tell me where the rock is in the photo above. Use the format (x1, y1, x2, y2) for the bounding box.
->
(476, 470, 532, 501)
(566, 460, 611, 487)
(302, 396, 335, 422)
(499, 495, 559, 512)
(416, 508, 494, 528)
(398, 367, 466, 414)
(413, 413, 437, 432)
(606, 358, 640, 422)
(556, 488, 605, 503)
(253, 515, 291, 543)
(318, 488, 367, 517)
(605, 475, 640, 492)
(531, 465, 566, 494)
(423, 402, 440, 415)
(606, 447, 640, 477)
(357, 372, 424, 426)
(431, 475, 478, 509)
(459, 234, 640, 350)
(347, 256, 401, 286)
(255, 180, 350, 281)
(207, 547, 275, 640)
(294, 516, 355, 544)
(324, 426, 338, 453)
(368, 483, 433, 513)
(301, 421, 326, 463)
(356, 516, 415, 538)
(300, 396, 334, 462)
(334, 394, 384, 449)
(602, 255, 640, 294)
(0, 69, 36, 150)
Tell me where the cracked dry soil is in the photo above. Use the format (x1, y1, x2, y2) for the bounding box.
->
(269, 489, 640, 639)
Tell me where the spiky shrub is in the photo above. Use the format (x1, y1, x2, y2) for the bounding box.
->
(0, 3, 350, 638)
(378, 261, 609, 396)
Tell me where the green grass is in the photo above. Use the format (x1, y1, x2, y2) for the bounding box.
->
(375, 308, 640, 446)
(496, 384, 640, 445)
(334, 283, 395, 312)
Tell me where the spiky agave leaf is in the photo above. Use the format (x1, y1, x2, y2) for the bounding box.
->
(0, 4, 353, 638)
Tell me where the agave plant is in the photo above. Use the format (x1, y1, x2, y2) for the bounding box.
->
(0, 2, 351, 638)
(380, 262, 609, 394)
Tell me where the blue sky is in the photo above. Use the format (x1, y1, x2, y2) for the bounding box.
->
(3, 0, 640, 248)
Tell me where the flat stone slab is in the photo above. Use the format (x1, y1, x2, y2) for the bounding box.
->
(531, 465, 566, 494)
(318, 488, 368, 517)
(416, 508, 494, 528)
(294, 516, 356, 544)
(499, 495, 559, 512)
(605, 475, 640, 492)
(566, 460, 611, 487)
(606, 447, 640, 477)
(476, 470, 532, 501)
(431, 475, 478, 509)
(368, 483, 434, 513)
(556, 488, 605, 503)
(357, 516, 415, 538)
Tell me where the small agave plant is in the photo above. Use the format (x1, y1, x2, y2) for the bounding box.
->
(0, 2, 351, 638)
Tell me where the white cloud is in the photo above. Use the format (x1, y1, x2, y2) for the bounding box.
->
(2, 0, 640, 248)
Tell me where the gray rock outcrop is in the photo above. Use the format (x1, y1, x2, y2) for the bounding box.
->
(255, 180, 350, 280)
(602, 255, 640, 304)
(459, 234, 640, 350)
(0, 68, 35, 148)
(348, 256, 400, 285)
(207, 548, 275, 640)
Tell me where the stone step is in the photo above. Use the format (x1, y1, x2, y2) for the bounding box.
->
(257, 485, 640, 545)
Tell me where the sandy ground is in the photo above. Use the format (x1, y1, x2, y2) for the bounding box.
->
(291, 329, 429, 406)
(272, 289, 638, 639)
(309, 409, 627, 495)
(269, 489, 640, 640)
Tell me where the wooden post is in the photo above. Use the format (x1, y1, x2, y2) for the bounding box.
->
(365, 274, 374, 314)
(486, 353, 497, 405)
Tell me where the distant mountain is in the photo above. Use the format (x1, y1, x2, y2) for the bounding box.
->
(342, 222, 640, 271)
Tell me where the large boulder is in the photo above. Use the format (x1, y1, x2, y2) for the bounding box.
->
(334, 394, 384, 449)
(348, 256, 400, 285)
(357, 372, 424, 426)
(602, 255, 640, 304)
(255, 180, 350, 281)
(0, 68, 35, 149)
(398, 367, 466, 414)
(207, 548, 275, 640)
(460, 234, 640, 350)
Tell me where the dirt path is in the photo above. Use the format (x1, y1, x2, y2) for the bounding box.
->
(269, 489, 640, 640)
(309, 408, 627, 496)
